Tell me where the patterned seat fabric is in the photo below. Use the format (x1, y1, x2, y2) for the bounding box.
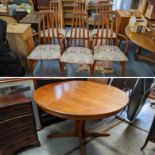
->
(94, 45, 128, 61)
(28, 44, 61, 60)
(60, 47, 94, 64)
(66, 29, 90, 38)
(90, 29, 116, 38)
(40, 28, 66, 38)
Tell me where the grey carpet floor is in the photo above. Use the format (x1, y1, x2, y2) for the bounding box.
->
(18, 100, 155, 155)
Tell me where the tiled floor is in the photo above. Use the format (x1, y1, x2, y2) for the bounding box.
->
(18, 100, 155, 155)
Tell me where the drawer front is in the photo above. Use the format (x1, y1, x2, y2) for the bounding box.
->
(0, 114, 36, 139)
(0, 102, 32, 122)
(0, 114, 38, 155)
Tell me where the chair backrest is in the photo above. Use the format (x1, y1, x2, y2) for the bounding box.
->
(49, 0, 64, 28)
(73, 0, 87, 13)
(96, 0, 112, 13)
(91, 10, 119, 47)
(68, 12, 89, 48)
(38, 10, 61, 45)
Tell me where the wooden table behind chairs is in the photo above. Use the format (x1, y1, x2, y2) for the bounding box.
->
(33, 80, 129, 155)
(125, 25, 155, 63)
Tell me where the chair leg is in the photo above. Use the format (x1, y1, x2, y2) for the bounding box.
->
(141, 138, 149, 150)
(89, 64, 94, 77)
(120, 61, 126, 76)
(59, 62, 65, 76)
(28, 59, 36, 76)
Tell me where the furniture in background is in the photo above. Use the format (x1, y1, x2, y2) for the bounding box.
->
(0, 0, 9, 15)
(145, 0, 155, 19)
(141, 115, 155, 150)
(6, 23, 35, 69)
(117, 10, 142, 35)
(49, 0, 64, 28)
(33, 81, 129, 155)
(0, 93, 39, 155)
(125, 25, 155, 63)
(0, 15, 17, 23)
(27, 10, 65, 75)
(91, 11, 128, 76)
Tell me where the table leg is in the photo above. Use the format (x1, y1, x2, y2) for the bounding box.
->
(47, 120, 110, 155)
(135, 46, 141, 61)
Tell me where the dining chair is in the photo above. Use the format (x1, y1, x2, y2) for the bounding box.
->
(96, 0, 112, 13)
(66, 0, 87, 45)
(91, 11, 129, 76)
(49, 0, 64, 28)
(60, 12, 94, 76)
(27, 10, 65, 75)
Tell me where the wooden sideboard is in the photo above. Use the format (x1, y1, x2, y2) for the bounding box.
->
(0, 93, 39, 155)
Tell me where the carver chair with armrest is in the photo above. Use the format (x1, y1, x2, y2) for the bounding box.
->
(60, 12, 94, 76)
(91, 10, 129, 76)
(27, 10, 65, 75)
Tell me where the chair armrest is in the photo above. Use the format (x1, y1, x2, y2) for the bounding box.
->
(116, 33, 129, 56)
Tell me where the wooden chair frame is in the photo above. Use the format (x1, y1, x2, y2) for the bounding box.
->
(91, 10, 129, 76)
(49, 0, 64, 28)
(27, 10, 65, 75)
(61, 12, 94, 76)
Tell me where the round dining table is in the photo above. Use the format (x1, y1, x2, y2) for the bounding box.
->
(125, 25, 155, 63)
(33, 81, 129, 155)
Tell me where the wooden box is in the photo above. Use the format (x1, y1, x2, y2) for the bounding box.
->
(6, 23, 35, 69)
(0, 93, 39, 155)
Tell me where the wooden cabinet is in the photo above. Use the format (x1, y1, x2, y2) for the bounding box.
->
(0, 93, 39, 155)
(6, 23, 35, 69)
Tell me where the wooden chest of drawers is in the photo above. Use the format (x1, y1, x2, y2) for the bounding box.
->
(0, 93, 39, 155)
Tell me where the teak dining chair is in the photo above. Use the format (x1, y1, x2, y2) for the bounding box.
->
(66, 0, 87, 43)
(27, 10, 65, 75)
(91, 11, 128, 76)
(49, 0, 64, 28)
(96, 0, 112, 13)
(60, 12, 94, 76)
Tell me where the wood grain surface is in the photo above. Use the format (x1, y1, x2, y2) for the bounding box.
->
(33, 81, 129, 120)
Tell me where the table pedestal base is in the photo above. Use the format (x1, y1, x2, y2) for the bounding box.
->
(47, 120, 110, 155)
(135, 46, 155, 63)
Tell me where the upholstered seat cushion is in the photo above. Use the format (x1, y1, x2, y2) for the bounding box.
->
(28, 44, 61, 60)
(66, 28, 90, 38)
(94, 45, 128, 61)
(60, 47, 94, 64)
(90, 29, 116, 38)
(40, 28, 66, 38)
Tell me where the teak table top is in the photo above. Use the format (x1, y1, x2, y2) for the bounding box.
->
(125, 25, 155, 53)
(33, 81, 129, 120)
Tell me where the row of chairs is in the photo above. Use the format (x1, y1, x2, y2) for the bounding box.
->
(27, 9, 129, 76)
